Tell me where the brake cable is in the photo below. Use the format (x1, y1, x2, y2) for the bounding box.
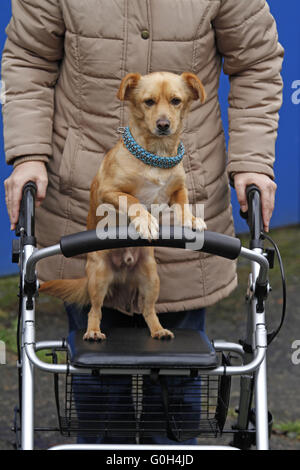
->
(260, 231, 287, 346)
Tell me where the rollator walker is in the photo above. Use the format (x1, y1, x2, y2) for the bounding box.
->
(12, 181, 285, 450)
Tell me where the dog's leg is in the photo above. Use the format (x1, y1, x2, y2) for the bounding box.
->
(83, 282, 110, 341)
(83, 254, 113, 341)
(137, 249, 174, 340)
(170, 186, 207, 231)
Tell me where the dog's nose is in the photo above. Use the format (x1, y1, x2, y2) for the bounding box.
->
(156, 119, 170, 132)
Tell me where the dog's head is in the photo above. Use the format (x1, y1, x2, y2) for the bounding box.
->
(117, 71, 206, 137)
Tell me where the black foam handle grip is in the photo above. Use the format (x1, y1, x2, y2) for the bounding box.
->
(16, 181, 37, 239)
(242, 184, 264, 248)
(23, 181, 37, 193)
(60, 226, 241, 260)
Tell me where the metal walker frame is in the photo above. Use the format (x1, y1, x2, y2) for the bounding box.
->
(13, 183, 274, 450)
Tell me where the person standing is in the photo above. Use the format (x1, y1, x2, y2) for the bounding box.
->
(2, 0, 283, 444)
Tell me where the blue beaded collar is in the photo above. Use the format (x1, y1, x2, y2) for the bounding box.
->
(121, 126, 184, 169)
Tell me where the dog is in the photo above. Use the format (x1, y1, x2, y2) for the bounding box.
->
(39, 71, 207, 341)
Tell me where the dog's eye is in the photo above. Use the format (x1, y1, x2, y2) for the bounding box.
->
(144, 99, 155, 107)
(171, 98, 181, 106)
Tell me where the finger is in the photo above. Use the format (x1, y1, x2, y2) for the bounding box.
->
(10, 185, 23, 228)
(261, 188, 274, 233)
(4, 179, 9, 210)
(261, 196, 269, 232)
(35, 177, 48, 206)
(4, 178, 14, 228)
(235, 182, 248, 213)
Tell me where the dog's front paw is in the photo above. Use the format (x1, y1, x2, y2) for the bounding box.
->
(152, 328, 174, 340)
(192, 216, 207, 232)
(182, 214, 206, 232)
(132, 213, 159, 240)
(83, 329, 106, 341)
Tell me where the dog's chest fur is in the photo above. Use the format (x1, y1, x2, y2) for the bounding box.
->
(134, 170, 175, 209)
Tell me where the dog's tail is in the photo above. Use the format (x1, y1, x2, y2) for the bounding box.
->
(39, 278, 89, 305)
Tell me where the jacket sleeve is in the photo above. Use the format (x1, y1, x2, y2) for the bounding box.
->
(213, 0, 284, 180)
(1, 0, 65, 165)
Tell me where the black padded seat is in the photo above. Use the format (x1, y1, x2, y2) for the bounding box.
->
(67, 328, 218, 370)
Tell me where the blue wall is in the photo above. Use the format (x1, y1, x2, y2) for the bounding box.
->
(0, 0, 13, 275)
(0, 0, 299, 275)
(228, 0, 300, 233)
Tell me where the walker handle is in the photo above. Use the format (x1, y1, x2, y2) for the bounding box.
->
(240, 184, 264, 249)
(15, 181, 37, 243)
(59, 226, 242, 260)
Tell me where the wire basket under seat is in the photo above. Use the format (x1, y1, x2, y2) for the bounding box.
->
(56, 356, 231, 442)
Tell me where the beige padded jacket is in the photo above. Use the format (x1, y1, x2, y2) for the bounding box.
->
(1, 0, 284, 314)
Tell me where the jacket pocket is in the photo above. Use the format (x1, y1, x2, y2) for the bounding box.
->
(186, 167, 208, 204)
(183, 146, 208, 204)
(59, 127, 81, 195)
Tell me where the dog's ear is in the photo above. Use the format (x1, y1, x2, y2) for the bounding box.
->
(181, 72, 206, 103)
(117, 73, 142, 101)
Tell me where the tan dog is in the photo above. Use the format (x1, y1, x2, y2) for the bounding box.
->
(40, 71, 207, 341)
